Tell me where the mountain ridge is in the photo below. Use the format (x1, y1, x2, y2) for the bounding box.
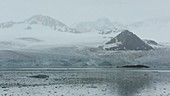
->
(0, 15, 79, 33)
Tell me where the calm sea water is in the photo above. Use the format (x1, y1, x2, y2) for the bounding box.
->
(0, 68, 170, 96)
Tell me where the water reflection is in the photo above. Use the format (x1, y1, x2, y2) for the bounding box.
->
(113, 70, 152, 96)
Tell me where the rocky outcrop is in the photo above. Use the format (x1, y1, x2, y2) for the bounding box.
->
(143, 39, 158, 45)
(105, 30, 153, 51)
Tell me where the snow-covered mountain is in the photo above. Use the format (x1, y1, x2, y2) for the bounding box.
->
(0, 15, 79, 33)
(0, 15, 93, 49)
(0, 16, 109, 49)
(1, 15, 169, 49)
(74, 18, 126, 34)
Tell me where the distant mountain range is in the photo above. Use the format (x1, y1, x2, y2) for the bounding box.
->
(0, 15, 80, 33)
(0, 15, 170, 35)
(0, 15, 169, 50)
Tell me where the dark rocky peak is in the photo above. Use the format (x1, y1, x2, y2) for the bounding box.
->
(106, 30, 137, 44)
(105, 30, 153, 51)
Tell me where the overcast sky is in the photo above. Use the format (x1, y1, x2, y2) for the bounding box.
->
(0, 0, 170, 25)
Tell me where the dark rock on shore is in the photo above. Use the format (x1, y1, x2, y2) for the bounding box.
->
(28, 75, 49, 78)
(117, 65, 150, 68)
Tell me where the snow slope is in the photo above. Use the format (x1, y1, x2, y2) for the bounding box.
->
(0, 25, 111, 49)
(0, 15, 117, 49)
